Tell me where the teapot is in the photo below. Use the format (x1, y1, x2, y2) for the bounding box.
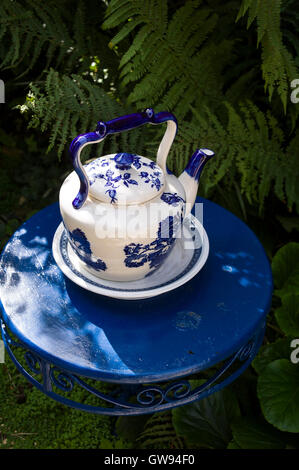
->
(59, 108, 214, 281)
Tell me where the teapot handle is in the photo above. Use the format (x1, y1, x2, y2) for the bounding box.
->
(69, 108, 177, 209)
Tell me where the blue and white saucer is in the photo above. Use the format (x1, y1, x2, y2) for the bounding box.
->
(52, 214, 209, 300)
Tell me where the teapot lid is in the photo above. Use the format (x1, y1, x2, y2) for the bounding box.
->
(85, 153, 165, 205)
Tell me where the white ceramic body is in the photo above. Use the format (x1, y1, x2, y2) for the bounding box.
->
(59, 157, 187, 281)
(52, 214, 209, 299)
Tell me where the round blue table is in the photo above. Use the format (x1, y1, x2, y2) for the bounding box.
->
(0, 198, 273, 415)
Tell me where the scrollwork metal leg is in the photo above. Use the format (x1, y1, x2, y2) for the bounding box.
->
(0, 317, 265, 416)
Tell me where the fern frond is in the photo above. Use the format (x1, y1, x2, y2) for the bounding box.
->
(21, 69, 144, 159)
(103, 0, 235, 119)
(119, 25, 152, 69)
(136, 412, 184, 449)
(0, 0, 115, 76)
(236, 0, 298, 110)
(103, 1, 137, 29)
(0, 1, 70, 72)
(169, 101, 298, 211)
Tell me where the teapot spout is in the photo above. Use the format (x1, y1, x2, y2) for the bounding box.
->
(178, 148, 214, 216)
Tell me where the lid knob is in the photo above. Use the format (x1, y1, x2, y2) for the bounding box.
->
(114, 153, 134, 170)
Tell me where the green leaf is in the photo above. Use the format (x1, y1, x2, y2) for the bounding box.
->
(231, 417, 286, 449)
(115, 415, 150, 442)
(137, 412, 184, 450)
(275, 293, 299, 337)
(257, 359, 299, 433)
(272, 242, 299, 297)
(172, 384, 240, 449)
(252, 338, 292, 375)
(227, 440, 242, 449)
(276, 216, 299, 233)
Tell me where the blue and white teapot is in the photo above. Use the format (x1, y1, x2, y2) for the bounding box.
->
(59, 108, 214, 281)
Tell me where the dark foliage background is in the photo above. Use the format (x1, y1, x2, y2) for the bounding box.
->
(0, 0, 299, 449)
